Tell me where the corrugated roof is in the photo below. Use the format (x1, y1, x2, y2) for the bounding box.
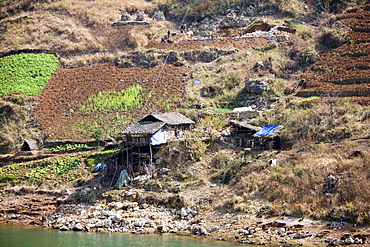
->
(253, 125, 284, 137)
(140, 112, 195, 125)
(120, 121, 165, 135)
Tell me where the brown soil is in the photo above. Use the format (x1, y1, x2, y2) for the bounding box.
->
(300, 4, 370, 102)
(34, 63, 188, 140)
(34, 33, 271, 140)
(0, 188, 62, 226)
(146, 36, 270, 51)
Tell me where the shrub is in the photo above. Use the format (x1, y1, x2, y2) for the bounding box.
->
(251, 99, 370, 142)
(85, 150, 115, 171)
(318, 29, 349, 48)
(186, 135, 208, 161)
(317, 0, 367, 13)
(300, 48, 319, 66)
(217, 73, 242, 90)
(197, 114, 227, 131)
(212, 157, 249, 184)
(211, 152, 231, 169)
(0, 175, 17, 183)
(91, 127, 104, 142)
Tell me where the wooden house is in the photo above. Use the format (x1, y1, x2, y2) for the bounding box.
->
(230, 120, 262, 148)
(120, 112, 195, 146)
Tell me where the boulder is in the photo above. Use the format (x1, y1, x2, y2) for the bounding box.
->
(136, 13, 146, 21)
(278, 227, 286, 236)
(59, 225, 69, 231)
(180, 207, 188, 217)
(153, 11, 165, 21)
(325, 175, 338, 193)
(245, 78, 268, 94)
(292, 232, 312, 239)
(121, 13, 131, 21)
(71, 223, 84, 231)
(159, 168, 169, 174)
(191, 225, 208, 236)
(166, 51, 179, 64)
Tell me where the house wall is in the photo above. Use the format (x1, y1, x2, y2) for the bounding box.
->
(252, 136, 282, 150)
(127, 134, 151, 146)
(166, 124, 193, 140)
(125, 124, 193, 146)
(232, 126, 258, 148)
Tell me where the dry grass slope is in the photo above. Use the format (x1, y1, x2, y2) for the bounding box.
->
(0, 0, 170, 66)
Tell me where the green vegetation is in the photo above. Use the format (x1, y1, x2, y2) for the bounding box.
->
(85, 150, 116, 171)
(72, 85, 179, 138)
(162, 0, 306, 22)
(0, 53, 60, 96)
(214, 108, 233, 113)
(79, 85, 143, 114)
(0, 154, 85, 185)
(45, 144, 100, 153)
(211, 155, 250, 184)
(75, 85, 143, 138)
(185, 115, 227, 160)
(317, 0, 367, 13)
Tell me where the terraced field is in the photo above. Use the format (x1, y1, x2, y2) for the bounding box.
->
(34, 32, 273, 140)
(33, 3, 370, 141)
(299, 4, 370, 103)
(34, 63, 188, 140)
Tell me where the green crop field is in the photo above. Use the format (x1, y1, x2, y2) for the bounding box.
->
(0, 53, 60, 96)
(79, 85, 143, 114)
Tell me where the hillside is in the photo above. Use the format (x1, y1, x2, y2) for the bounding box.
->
(0, 0, 370, 246)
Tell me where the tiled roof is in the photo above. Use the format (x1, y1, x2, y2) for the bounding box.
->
(120, 121, 165, 135)
(140, 112, 195, 125)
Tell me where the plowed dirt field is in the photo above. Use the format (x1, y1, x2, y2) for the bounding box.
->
(34, 63, 188, 140)
(34, 34, 271, 140)
(300, 4, 370, 102)
(34, 4, 370, 141)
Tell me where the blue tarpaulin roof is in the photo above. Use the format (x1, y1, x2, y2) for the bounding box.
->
(253, 125, 281, 137)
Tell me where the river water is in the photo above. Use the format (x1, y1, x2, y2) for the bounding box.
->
(0, 224, 261, 247)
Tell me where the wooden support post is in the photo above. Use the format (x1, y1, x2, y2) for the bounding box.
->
(149, 144, 153, 177)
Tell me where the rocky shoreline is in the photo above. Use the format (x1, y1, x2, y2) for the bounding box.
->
(1, 154, 369, 247)
(1, 186, 369, 246)
(41, 189, 368, 247)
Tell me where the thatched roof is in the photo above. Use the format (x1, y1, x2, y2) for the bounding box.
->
(140, 112, 195, 125)
(120, 121, 165, 135)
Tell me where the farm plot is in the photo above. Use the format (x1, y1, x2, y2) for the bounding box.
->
(300, 4, 370, 102)
(34, 63, 188, 140)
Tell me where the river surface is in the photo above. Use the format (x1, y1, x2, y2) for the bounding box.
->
(0, 224, 260, 247)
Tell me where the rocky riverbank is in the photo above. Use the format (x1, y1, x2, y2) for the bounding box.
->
(41, 188, 368, 247)
(0, 184, 369, 246)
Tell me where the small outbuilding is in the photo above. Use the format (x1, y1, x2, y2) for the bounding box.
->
(230, 120, 262, 148)
(252, 125, 284, 150)
(21, 138, 39, 152)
